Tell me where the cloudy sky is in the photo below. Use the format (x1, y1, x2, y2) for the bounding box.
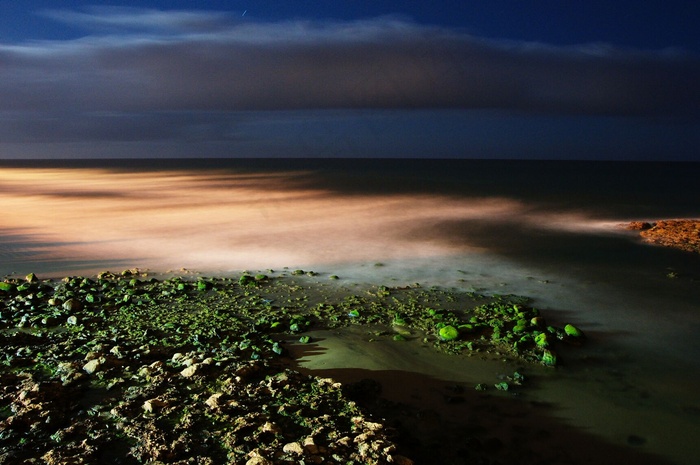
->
(1, 1, 698, 160)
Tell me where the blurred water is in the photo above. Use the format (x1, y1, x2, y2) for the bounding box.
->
(1, 158, 699, 463)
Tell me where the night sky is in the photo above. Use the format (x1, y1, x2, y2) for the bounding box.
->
(1, 1, 698, 160)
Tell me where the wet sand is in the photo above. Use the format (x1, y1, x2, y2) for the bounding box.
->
(284, 327, 675, 465)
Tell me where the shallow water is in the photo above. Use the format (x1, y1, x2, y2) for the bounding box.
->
(1, 158, 698, 464)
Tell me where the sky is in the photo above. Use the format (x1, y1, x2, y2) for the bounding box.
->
(0, 1, 698, 160)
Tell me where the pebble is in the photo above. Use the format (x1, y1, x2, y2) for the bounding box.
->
(390, 455, 415, 465)
(180, 364, 199, 378)
(282, 442, 303, 455)
(143, 399, 168, 413)
(205, 393, 223, 409)
(82, 359, 102, 375)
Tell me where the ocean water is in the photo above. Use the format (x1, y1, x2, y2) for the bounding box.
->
(1, 158, 699, 463)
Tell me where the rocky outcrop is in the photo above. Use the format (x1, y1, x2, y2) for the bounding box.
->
(629, 219, 700, 255)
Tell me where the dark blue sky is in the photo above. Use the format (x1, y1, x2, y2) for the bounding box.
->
(1, 1, 698, 160)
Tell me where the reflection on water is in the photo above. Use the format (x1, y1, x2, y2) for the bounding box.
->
(1, 162, 699, 464)
(0, 166, 620, 276)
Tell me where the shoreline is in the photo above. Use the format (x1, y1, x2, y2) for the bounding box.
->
(0, 269, 674, 465)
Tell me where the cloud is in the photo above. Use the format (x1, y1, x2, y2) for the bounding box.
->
(0, 9, 698, 159)
(39, 6, 235, 34)
(1, 10, 697, 117)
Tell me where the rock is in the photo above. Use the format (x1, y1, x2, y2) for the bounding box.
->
(180, 364, 199, 378)
(542, 349, 557, 366)
(25, 273, 39, 283)
(239, 275, 255, 286)
(261, 422, 281, 434)
(84, 351, 101, 361)
(109, 346, 125, 358)
(303, 437, 320, 455)
(83, 359, 102, 375)
(182, 357, 198, 367)
(638, 219, 700, 255)
(143, 399, 168, 413)
(353, 432, 374, 444)
(66, 316, 79, 326)
(390, 455, 415, 465)
(137, 365, 154, 378)
(626, 221, 652, 230)
(282, 442, 304, 455)
(205, 393, 224, 409)
(564, 324, 585, 338)
(149, 361, 165, 371)
(363, 421, 383, 432)
(535, 332, 549, 348)
(62, 298, 82, 312)
(438, 325, 459, 341)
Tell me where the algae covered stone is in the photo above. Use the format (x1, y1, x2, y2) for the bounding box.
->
(564, 324, 585, 338)
(542, 349, 557, 366)
(438, 325, 459, 342)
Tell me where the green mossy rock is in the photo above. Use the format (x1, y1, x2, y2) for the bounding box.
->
(438, 325, 459, 342)
(513, 325, 526, 334)
(535, 332, 549, 348)
(239, 275, 255, 286)
(564, 324, 585, 338)
(0, 282, 13, 292)
(542, 349, 557, 366)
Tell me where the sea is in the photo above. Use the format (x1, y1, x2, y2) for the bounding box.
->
(1, 158, 699, 464)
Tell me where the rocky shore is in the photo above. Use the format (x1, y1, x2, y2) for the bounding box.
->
(1, 269, 590, 464)
(627, 219, 700, 255)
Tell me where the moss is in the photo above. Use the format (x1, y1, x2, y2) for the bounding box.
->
(542, 349, 557, 366)
(564, 324, 585, 338)
(438, 325, 459, 342)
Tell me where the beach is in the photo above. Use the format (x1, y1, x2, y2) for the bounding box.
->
(1, 159, 699, 464)
(0, 269, 670, 465)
